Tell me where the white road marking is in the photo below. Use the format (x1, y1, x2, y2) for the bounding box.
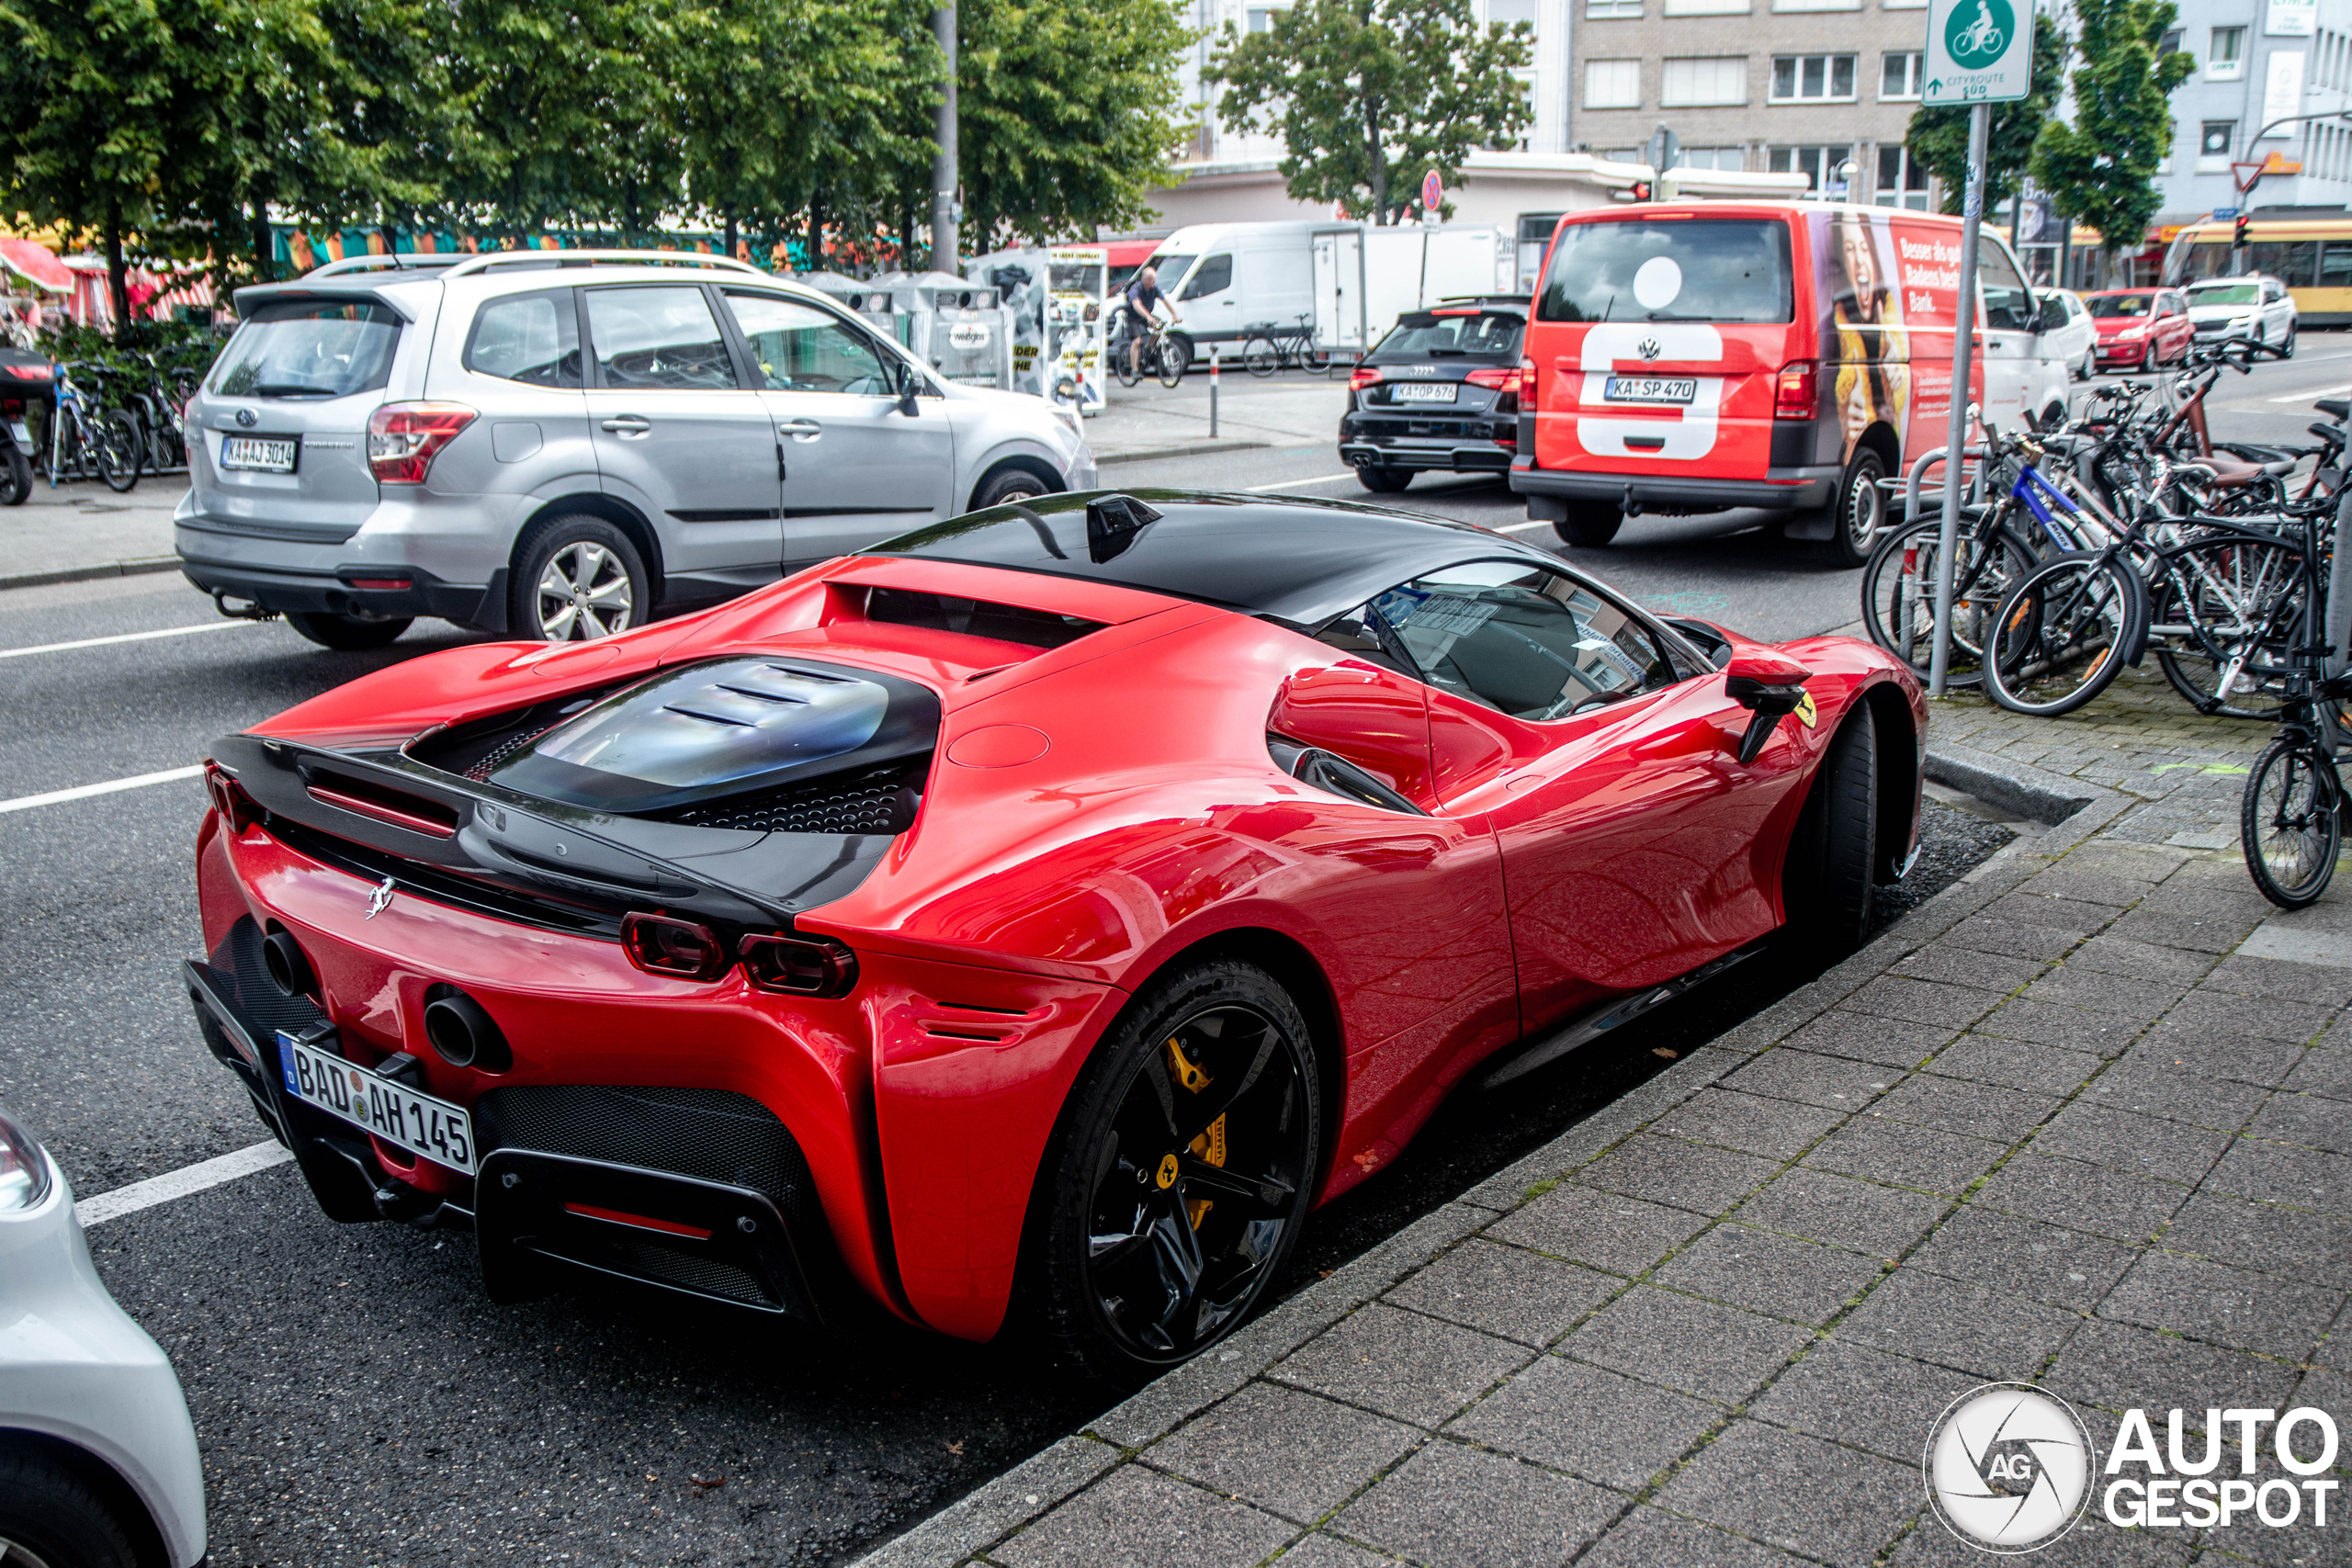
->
(1497, 519, 1554, 533)
(0, 764, 204, 815)
(2267, 384, 2351, 402)
(0, 620, 258, 660)
(1247, 472, 1360, 491)
(76, 1140, 294, 1226)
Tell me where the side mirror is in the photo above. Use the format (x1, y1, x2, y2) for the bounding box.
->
(899, 388, 920, 416)
(1724, 653, 1813, 764)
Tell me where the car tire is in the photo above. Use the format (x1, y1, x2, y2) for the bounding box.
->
(1552, 501, 1623, 547)
(1028, 957, 1322, 1387)
(510, 515, 649, 643)
(2283, 324, 2298, 358)
(0, 1443, 144, 1568)
(1781, 703, 1877, 954)
(286, 611, 413, 650)
(1805, 447, 1887, 569)
(971, 465, 1057, 511)
(1355, 465, 1412, 493)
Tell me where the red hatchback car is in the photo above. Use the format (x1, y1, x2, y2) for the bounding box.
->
(184, 494, 1924, 1381)
(2086, 288, 2193, 371)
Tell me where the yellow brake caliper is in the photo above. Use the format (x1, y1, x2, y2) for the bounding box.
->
(1163, 1036, 1222, 1230)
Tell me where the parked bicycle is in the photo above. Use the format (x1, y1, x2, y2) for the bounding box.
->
(2239, 491, 2351, 908)
(47, 361, 141, 492)
(1240, 313, 1332, 378)
(120, 352, 193, 476)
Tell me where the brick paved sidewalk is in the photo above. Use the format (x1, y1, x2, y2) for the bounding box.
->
(861, 676, 2351, 1568)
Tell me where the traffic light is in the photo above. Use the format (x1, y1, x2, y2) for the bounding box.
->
(1630, 180, 1652, 201)
(2235, 214, 2252, 246)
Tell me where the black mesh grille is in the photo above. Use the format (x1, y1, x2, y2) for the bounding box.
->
(462, 724, 557, 782)
(593, 1233, 773, 1306)
(659, 760, 923, 835)
(476, 1085, 816, 1219)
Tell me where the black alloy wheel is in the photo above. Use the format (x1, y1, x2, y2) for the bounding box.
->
(1035, 960, 1320, 1384)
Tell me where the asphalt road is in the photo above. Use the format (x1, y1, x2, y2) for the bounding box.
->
(1, 342, 2334, 1566)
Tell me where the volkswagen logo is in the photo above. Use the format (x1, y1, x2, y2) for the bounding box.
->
(235, 408, 256, 427)
(1637, 337, 1662, 361)
(1924, 1382, 2095, 1552)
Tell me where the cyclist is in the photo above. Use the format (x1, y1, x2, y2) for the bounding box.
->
(1120, 265, 1182, 382)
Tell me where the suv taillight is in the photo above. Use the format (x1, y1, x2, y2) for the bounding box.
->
(1773, 361, 1818, 421)
(367, 402, 477, 483)
(1349, 366, 1384, 391)
(1517, 356, 1538, 409)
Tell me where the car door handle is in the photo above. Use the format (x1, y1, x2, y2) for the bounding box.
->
(779, 419, 822, 441)
(600, 415, 651, 436)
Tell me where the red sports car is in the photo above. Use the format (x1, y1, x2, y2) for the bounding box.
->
(184, 493, 1925, 1381)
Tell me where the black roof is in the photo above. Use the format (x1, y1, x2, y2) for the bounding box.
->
(865, 491, 1557, 627)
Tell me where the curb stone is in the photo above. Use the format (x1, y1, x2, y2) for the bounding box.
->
(1093, 440, 1270, 467)
(0, 555, 180, 593)
(848, 789, 2113, 1568)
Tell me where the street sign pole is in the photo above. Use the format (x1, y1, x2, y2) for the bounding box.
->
(1921, 0, 2033, 697)
(1928, 100, 1990, 699)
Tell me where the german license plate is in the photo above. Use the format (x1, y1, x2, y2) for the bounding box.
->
(220, 435, 298, 472)
(278, 1032, 476, 1174)
(1602, 376, 1697, 405)
(1393, 382, 1457, 403)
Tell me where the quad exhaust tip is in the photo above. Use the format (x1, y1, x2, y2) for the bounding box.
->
(423, 987, 512, 1073)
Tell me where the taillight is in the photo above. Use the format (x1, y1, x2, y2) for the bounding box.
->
(203, 760, 260, 831)
(1518, 356, 1539, 408)
(1773, 361, 1818, 421)
(1349, 366, 1384, 391)
(740, 934, 859, 998)
(1464, 367, 1516, 389)
(366, 401, 477, 484)
(621, 913, 730, 981)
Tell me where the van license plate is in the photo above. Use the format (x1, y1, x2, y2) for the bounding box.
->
(220, 436, 298, 472)
(1393, 383, 1457, 403)
(1602, 377, 1697, 405)
(278, 1032, 476, 1174)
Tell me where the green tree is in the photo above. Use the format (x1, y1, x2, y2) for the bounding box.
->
(2034, 0, 2196, 279)
(1905, 17, 2070, 216)
(1210, 0, 1532, 225)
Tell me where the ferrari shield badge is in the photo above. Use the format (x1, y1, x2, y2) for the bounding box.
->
(1794, 691, 1817, 729)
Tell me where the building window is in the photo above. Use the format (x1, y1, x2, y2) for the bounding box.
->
(1881, 51, 1923, 98)
(1492, 69, 1538, 149)
(1585, 58, 1642, 108)
(1662, 56, 1747, 106)
(1587, 0, 1641, 16)
(1679, 146, 1745, 170)
(2201, 120, 2237, 157)
(1663, 0, 1749, 12)
(1488, 0, 1537, 27)
(1769, 144, 1854, 195)
(2158, 28, 2182, 55)
(1773, 0, 1861, 11)
(1245, 3, 1289, 30)
(2209, 25, 2246, 79)
(1771, 53, 1858, 101)
(1881, 0, 1928, 9)
(1874, 144, 1930, 209)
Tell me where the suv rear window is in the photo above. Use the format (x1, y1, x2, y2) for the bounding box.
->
(1368, 311, 1523, 361)
(1537, 219, 1793, 325)
(210, 300, 401, 400)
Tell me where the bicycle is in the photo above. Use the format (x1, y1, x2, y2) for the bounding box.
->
(47, 361, 141, 492)
(1111, 315, 1189, 389)
(1240, 313, 1331, 378)
(121, 352, 192, 475)
(2240, 491, 2352, 908)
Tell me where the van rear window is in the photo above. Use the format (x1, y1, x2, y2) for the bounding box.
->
(1536, 220, 1793, 325)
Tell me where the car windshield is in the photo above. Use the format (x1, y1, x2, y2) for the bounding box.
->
(2087, 294, 2153, 318)
(1537, 219, 1793, 324)
(209, 301, 401, 400)
(2189, 282, 2260, 305)
(1368, 311, 1523, 361)
(1138, 254, 1193, 293)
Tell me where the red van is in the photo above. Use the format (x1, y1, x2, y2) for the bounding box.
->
(1510, 202, 2070, 567)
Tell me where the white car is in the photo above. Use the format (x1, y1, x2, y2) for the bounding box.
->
(2039, 288, 2098, 381)
(2183, 274, 2299, 355)
(0, 1108, 207, 1568)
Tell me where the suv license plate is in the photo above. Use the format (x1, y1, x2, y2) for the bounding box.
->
(279, 1032, 476, 1174)
(220, 436, 298, 472)
(1393, 383, 1457, 403)
(1602, 376, 1697, 405)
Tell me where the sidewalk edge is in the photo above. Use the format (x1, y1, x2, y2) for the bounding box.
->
(1094, 440, 1270, 467)
(0, 556, 180, 593)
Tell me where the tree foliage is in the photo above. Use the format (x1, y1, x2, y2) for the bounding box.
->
(1905, 18, 2070, 216)
(2034, 0, 2196, 265)
(1210, 0, 1532, 225)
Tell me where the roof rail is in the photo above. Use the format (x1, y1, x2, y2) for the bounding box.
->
(303, 254, 465, 279)
(438, 249, 768, 280)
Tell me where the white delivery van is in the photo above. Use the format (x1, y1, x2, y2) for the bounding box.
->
(1136, 222, 1327, 364)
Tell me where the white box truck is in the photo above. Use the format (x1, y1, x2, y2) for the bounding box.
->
(1312, 225, 1517, 354)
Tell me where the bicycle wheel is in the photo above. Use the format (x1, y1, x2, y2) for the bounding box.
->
(1860, 515, 2035, 686)
(1157, 336, 1190, 388)
(2242, 733, 2343, 908)
(95, 411, 141, 492)
(1984, 551, 2146, 716)
(1243, 335, 1279, 377)
(2150, 534, 2305, 720)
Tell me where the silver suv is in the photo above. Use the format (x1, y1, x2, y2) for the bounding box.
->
(176, 251, 1098, 649)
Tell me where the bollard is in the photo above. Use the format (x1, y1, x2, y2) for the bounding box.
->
(1209, 349, 1219, 438)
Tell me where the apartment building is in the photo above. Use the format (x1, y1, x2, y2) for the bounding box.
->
(2154, 0, 2352, 224)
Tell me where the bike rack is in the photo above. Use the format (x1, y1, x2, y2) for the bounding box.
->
(1896, 446, 1987, 525)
